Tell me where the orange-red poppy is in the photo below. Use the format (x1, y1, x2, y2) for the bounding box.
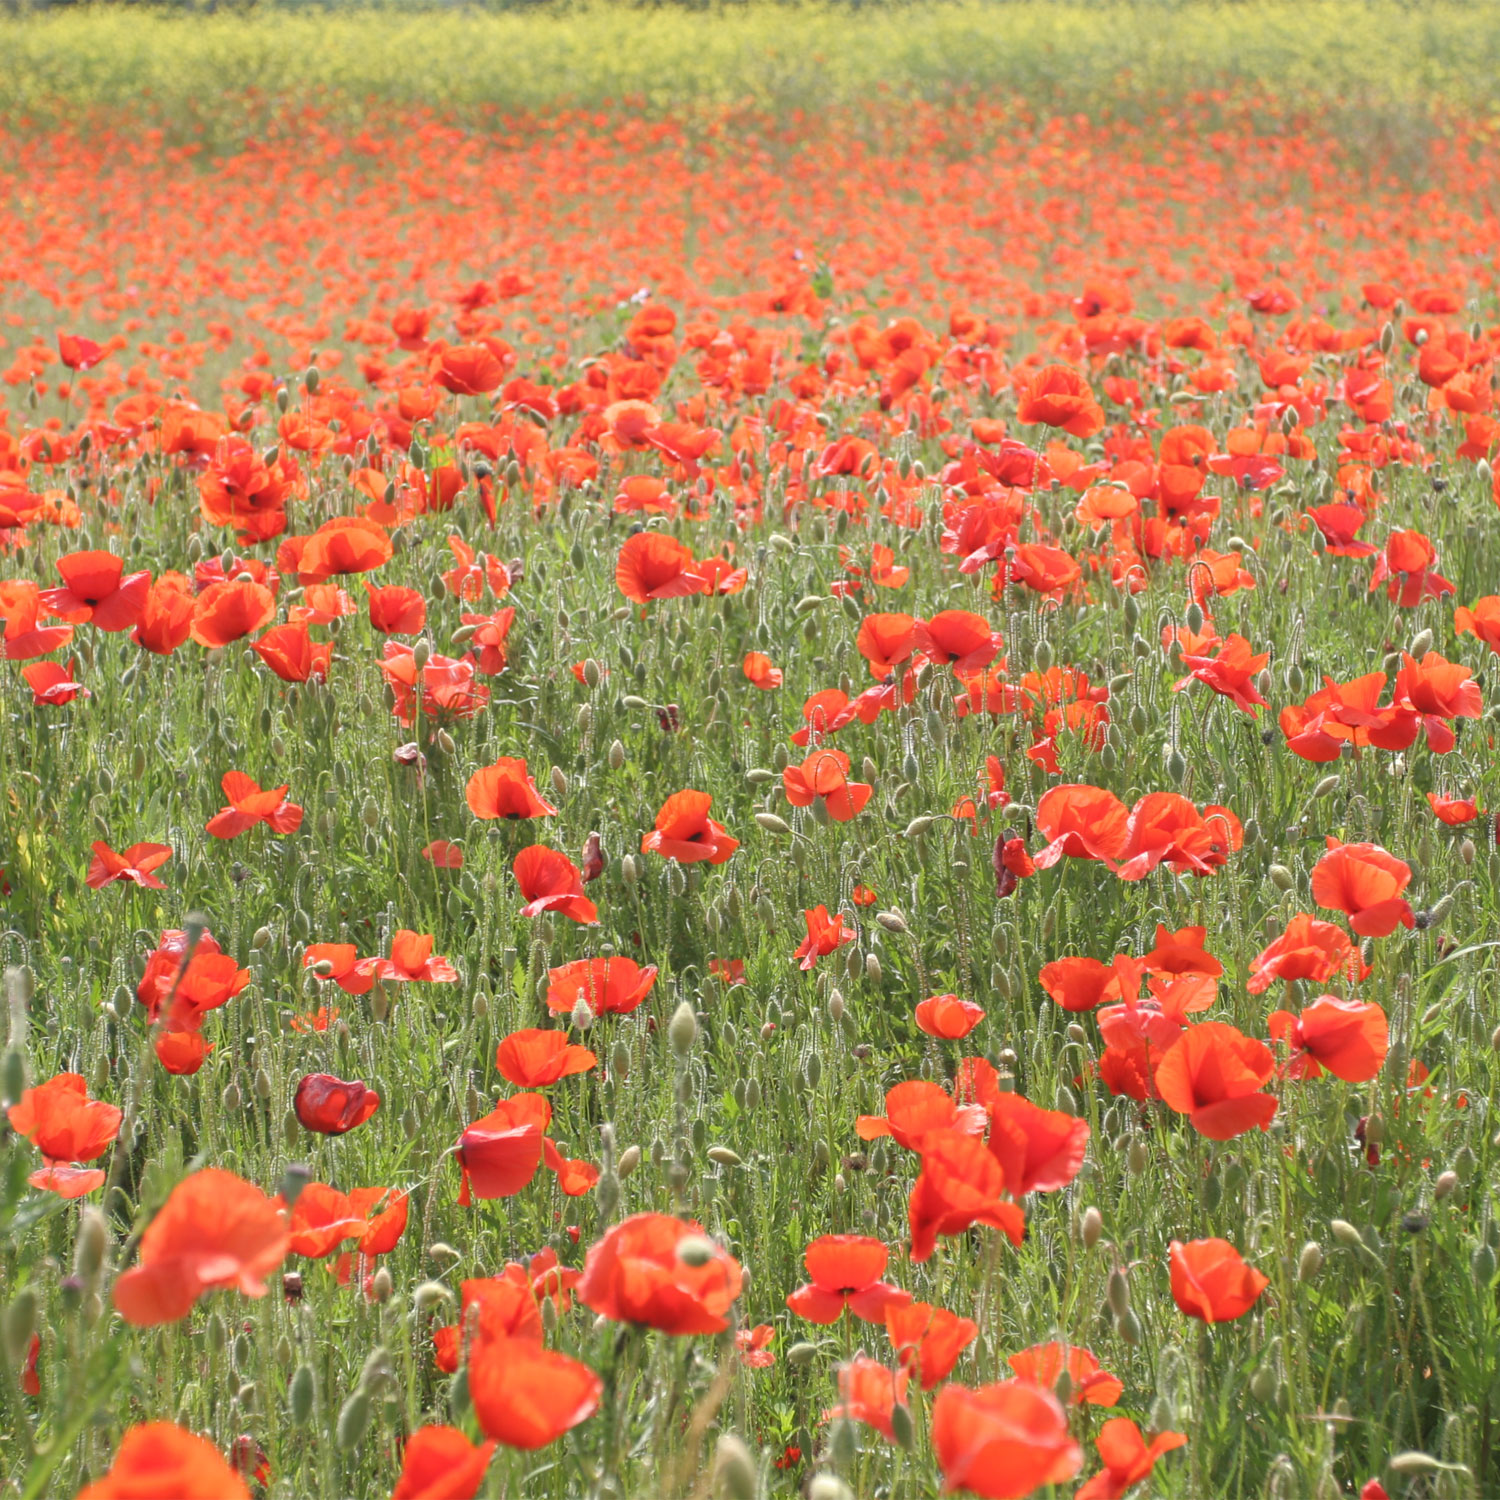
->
(931, 1378, 1082, 1498)
(466, 756, 558, 820)
(1168, 1237, 1269, 1322)
(76, 1423, 251, 1500)
(205, 771, 303, 839)
(578, 1212, 742, 1335)
(1310, 837, 1414, 936)
(391, 1426, 496, 1500)
(496, 1029, 597, 1087)
(641, 789, 739, 863)
(785, 1234, 912, 1324)
(1268, 996, 1388, 1082)
(1154, 1022, 1277, 1139)
(513, 845, 598, 924)
(1076, 1418, 1187, 1500)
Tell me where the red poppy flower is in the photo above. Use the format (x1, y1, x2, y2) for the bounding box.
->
(367, 583, 427, 635)
(578, 1212, 742, 1335)
(1168, 1237, 1269, 1323)
(284, 515, 393, 583)
(132, 577, 195, 655)
(823, 1356, 910, 1444)
(736, 1323, 776, 1367)
(931, 1379, 1082, 1498)
(986, 1092, 1090, 1194)
(422, 840, 465, 868)
(641, 789, 739, 864)
(1392, 650, 1483, 752)
(58, 331, 105, 370)
(293, 1074, 381, 1135)
(466, 756, 557, 820)
(453, 1094, 555, 1203)
(782, 749, 872, 822)
(1116, 793, 1242, 880)
(286, 1182, 371, 1259)
(915, 994, 985, 1039)
(432, 1268, 546, 1372)
(112, 1168, 290, 1326)
(857, 1080, 986, 1153)
(468, 1338, 601, 1449)
(252, 623, 332, 683)
(742, 651, 782, 689)
(1007, 1343, 1122, 1406)
(1246, 913, 1368, 994)
(915, 609, 1003, 672)
(302, 942, 376, 997)
(1076, 1418, 1187, 1500)
(361, 930, 457, 983)
(1153, 1022, 1277, 1139)
(86, 840, 172, 890)
(155, 1030, 212, 1076)
(1038, 955, 1133, 1013)
(75, 1423, 251, 1500)
(1455, 596, 1500, 655)
(1426, 791, 1480, 825)
(513, 845, 598, 924)
(785, 1235, 912, 1324)
(1268, 996, 1388, 1082)
(190, 579, 277, 648)
(887, 1301, 977, 1389)
(909, 1129, 1026, 1263)
(38, 550, 149, 631)
(205, 771, 303, 839)
(546, 956, 657, 1016)
(391, 1426, 496, 1500)
(496, 1029, 597, 1087)
(1310, 837, 1414, 936)
(21, 658, 87, 705)
(794, 904, 854, 970)
(615, 531, 706, 603)
(1033, 784, 1129, 868)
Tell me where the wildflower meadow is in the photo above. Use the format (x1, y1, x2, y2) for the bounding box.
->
(1, 3, 1500, 1497)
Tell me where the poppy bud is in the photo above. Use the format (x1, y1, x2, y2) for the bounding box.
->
(222, 1079, 242, 1111)
(337, 1389, 371, 1449)
(1127, 1139, 1148, 1174)
(1165, 748, 1187, 784)
(1079, 1206, 1103, 1249)
(1330, 1219, 1364, 1249)
(413, 1281, 453, 1314)
(1472, 1242, 1497, 1286)
(889, 1399, 915, 1450)
(1409, 628, 1435, 657)
(713, 1434, 758, 1500)
(828, 989, 844, 1022)
(809, 1475, 856, 1500)
(1115, 1308, 1142, 1345)
(1312, 773, 1340, 799)
(618, 1144, 641, 1179)
(1434, 1171, 1458, 1200)
(1249, 1365, 1278, 1404)
(207, 1312, 227, 1352)
(830, 1417, 859, 1470)
(2, 1289, 36, 1367)
(669, 1001, 698, 1058)
(1297, 1241, 1323, 1281)
(1267, 864, 1295, 892)
(1107, 1268, 1131, 1319)
(74, 1208, 108, 1286)
(876, 910, 908, 934)
(771, 743, 789, 772)
(370, 1268, 394, 1303)
(0, 1047, 26, 1111)
(708, 1146, 742, 1167)
(288, 1364, 315, 1425)
(1387, 1453, 1443, 1477)
(754, 812, 791, 835)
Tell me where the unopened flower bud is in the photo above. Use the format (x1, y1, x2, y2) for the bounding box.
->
(1297, 1241, 1323, 1281)
(668, 1001, 698, 1057)
(1080, 1206, 1103, 1249)
(713, 1434, 758, 1500)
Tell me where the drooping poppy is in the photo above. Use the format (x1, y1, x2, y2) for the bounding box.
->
(578, 1212, 742, 1335)
(1168, 1237, 1269, 1323)
(785, 1235, 912, 1324)
(112, 1168, 290, 1326)
(985, 1092, 1090, 1194)
(495, 1029, 597, 1087)
(1033, 784, 1129, 868)
(856, 1080, 986, 1153)
(293, 1074, 381, 1135)
(931, 1379, 1082, 1498)
(641, 789, 739, 864)
(1153, 1022, 1277, 1140)
(21, 659, 87, 706)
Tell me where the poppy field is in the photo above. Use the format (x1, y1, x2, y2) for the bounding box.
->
(3, 4, 1500, 1497)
